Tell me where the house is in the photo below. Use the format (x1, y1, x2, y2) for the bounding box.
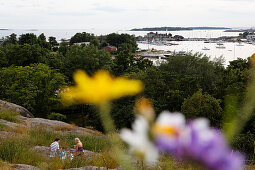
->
(247, 34, 255, 41)
(74, 42, 90, 46)
(146, 32, 172, 41)
(173, 35, 184, 41)
(102, 44, 117, 52)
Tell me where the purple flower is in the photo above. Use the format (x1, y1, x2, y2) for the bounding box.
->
(155, 112, 245, 170)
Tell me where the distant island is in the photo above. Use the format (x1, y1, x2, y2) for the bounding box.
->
(130, 27, 231, 31)
(0, 29, 9, 30)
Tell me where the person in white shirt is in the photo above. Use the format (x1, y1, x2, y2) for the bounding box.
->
(50, 138, 61, 157)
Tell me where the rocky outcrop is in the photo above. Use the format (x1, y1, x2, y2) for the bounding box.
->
(17, 116, 102, 136)
(11, 164, 39, 170)
(0, 100, 34, 118)
(0, 119, 24, 129)
(30, 146, 50, 157)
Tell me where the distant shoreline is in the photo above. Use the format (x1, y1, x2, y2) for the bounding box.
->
(130, 27, 231, 31)
(0, 29, 9, 30)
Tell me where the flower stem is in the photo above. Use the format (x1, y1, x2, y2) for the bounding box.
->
(98, 102, 134, 169)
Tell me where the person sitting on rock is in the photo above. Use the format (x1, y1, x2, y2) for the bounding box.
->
(73, 138, 84, 155)
(50, 138, 62, 157)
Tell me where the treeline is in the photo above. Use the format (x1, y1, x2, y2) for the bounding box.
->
(0, 32, 255, 158)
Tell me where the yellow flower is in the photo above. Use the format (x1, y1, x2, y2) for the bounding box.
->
(61, 70, 144, 105)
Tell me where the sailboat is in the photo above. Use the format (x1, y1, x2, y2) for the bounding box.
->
(202, 47, 210, 50)
(236, 42, 244, 46)
(216, 44, 226, 49)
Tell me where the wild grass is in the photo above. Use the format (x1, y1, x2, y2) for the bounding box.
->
(0, 129, 117, 169)
(0, 123, 5, 131)
(0, 137, 44, 167)
(0, 160, 11, 170)
(27, 128, 109, 152)
(0, 109, 19, 123)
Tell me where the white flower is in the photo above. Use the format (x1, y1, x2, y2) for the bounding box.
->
(120, 115, 159, 165)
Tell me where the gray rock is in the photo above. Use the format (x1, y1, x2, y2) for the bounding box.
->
(11, 164, 39, 170)
(30, 146, 50, 157)
(0, 100, 34, 118)
(17, 116, 103, 136)
(0, 119, 24, 129)
(66, 166, 118, 170)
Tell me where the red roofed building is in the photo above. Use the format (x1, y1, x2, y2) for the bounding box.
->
(102, 44, 117, 52)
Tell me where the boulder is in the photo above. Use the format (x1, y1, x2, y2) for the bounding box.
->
(30, 146, 50, 157)
(11, 164, 39, 170)
(0, 100, 34, 118)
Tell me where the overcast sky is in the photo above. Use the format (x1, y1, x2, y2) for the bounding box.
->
(0, 0, 254, 30)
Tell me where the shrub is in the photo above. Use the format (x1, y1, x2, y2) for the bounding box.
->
(181, 89, 223, 127)
(48, 112, 67, 122)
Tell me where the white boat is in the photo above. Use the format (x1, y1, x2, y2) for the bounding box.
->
(216, 44, 226, 49)
(236, 42, 244, 46)
(202, 47, 210, 50)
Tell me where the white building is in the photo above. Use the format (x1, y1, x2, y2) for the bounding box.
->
(74, 42, 90, 46)
(247, 34, 255, 41)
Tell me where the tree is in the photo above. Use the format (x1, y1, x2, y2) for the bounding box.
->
(38, 33, 51, 49)
(38, 33, 46, 41)
(18, 33, 38, 45)
(61, 45, 113, 80)
(48, 36, 59, 51)
(106, 33, 137, 52)
(69, 32, 99, 46)
(0, 63, 66, 117)
(2, 33, 17, 45)
(0, 49, 8, 67)
(2, 44, 49, 66)
(181, 90, 223, 127)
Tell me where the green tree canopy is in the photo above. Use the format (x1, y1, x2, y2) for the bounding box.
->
(18, 33, 38, 45)
(1, 44, 49, 66)
(181, 89, 223, 127)
(0, 63, 66, 117)
(69, 32, 99, 46)
(61, 45, 113, 80)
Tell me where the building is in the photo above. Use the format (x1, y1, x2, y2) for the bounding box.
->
(102, 44, 117, 52)
(247, 34, 255, 41)
(146, 32, 172, 41)
(74, 42, 90, 46)
(173, 35, 184, 41)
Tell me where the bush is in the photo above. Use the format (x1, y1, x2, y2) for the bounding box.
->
(48, 112, 67, 121)
(232, 132, 255, 159)
(181, 89, 223, 127)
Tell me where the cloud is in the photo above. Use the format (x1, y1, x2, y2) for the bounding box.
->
(0, 0, 254, 29)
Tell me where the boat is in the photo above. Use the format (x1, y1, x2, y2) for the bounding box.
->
(202, 47, 210, 50)
(216, 44, 226, 49)
(236, 42, 244, 46)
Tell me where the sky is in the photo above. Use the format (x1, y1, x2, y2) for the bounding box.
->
(0, 0, 255, 30)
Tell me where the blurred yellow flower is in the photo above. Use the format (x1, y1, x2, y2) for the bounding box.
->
(61, 70, 144, 105)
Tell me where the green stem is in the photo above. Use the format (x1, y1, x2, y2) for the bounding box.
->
(98, 102, 134, 170)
